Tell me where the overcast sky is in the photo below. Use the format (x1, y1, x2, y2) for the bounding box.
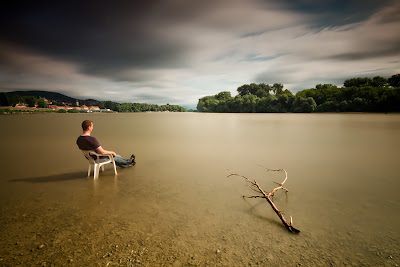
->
(1, 0, 399, 107)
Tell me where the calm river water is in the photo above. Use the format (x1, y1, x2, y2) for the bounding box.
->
(0, 113, 399, 266)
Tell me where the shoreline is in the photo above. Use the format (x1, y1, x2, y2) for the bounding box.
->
(0, 106, 115, 114)
(2, 106, 399, 115)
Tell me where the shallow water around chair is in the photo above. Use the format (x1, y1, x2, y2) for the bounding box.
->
(0, 113, 399, 266)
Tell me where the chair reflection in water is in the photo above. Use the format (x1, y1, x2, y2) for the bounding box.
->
(81, 150, 117, 179)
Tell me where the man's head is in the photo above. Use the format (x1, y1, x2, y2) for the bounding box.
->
(82, 120, 93, 131)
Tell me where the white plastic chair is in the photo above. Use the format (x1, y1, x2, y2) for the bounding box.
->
(81, 150, 117, 179)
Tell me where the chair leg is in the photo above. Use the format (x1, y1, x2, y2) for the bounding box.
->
(94, 164, 99, 179)
(88, 164, 91, 177)
(113, 161, 117, 175)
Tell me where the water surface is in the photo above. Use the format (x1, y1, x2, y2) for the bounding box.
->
(0, 113, 399, 266)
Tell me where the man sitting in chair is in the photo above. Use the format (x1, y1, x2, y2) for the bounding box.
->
(77, 120, 136, 168)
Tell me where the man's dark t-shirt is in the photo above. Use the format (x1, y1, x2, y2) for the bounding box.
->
(77, 135, 101, 159)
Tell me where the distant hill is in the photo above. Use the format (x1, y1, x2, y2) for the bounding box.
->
(8, 90, 77, 103)
(7, 90, 105, 106)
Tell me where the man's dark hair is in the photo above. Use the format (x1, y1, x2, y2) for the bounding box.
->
(82, 120, 93, 131)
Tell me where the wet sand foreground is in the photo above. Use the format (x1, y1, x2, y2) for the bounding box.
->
(0, 113, 399, 266)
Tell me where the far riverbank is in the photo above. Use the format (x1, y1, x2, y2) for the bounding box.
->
(0, 106, 114, 114)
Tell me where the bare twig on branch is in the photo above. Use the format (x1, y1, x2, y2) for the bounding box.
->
(227, 168, 300, 233)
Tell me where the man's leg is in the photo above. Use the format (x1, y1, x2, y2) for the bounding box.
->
(113, 155, 134, 168)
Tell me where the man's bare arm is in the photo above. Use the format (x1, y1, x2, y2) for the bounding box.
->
(96, 146, 117, 157)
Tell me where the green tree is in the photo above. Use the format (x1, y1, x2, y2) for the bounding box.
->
(215, 91, 232, 101)
(240, 95, 259, 112)
(197, 96, 214, 112)
(52, 100, 63, 106)
(255, 95, 271, 112)
(256, 83, 271, 98)
(98, 102, 105, 109)
(352, 97, 366, 111)
(281, 89, 293, 97)
(277, 94, 292, 112)
(237, 83, 271, 97)
(339, 100, 349, 112)
(388, 74, 400, 87)
(237, 84, 250, 96)
(316, 84, 337, 90)
(0, 92, 10, 106)
(344, 77, 372, 88)
(292, 96, 316, 113)
(371, 76, 388, 87)
(315, 101, 337, 112)
(24, 96, 37, 107)
(8, 94, 24, 106)
(237, 84, 256, 96)
(271, 83, 284, 95)
(36, 98, 48, 108)
(104, 101, 117, 111)
(377, 88, 400, 111)
(268, 95, 281, 112)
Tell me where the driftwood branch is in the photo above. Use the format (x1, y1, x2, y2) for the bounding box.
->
(228, 168, 300, 233)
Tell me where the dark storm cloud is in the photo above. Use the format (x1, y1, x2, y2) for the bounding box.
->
(0, 1, 208, 79)
(0, 0, 302, 82)
(326, 2, 400, 62)
(274, 0, 394, 27)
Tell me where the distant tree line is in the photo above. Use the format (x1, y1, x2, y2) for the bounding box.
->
(116, 102, 187, 112)
(197, 74, 400, 113)
(0, 92, 187, 112)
